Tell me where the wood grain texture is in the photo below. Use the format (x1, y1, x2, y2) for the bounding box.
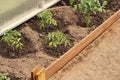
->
(45, 10, 120, 79)
(31, 65, 41, 80)
(37, 68, 46, 80)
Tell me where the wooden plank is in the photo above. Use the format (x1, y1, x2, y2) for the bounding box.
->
(31, 65, 41, 80)
(45, 10, 120, 79)
(37, 68, 46, 80)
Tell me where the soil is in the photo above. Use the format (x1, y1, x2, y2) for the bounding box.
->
(0, 6, 90, 80)
(0, 0, 120, 79)
(49, 17, 120, 80)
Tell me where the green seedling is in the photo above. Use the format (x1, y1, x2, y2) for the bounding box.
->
(0, 73, 10, 80)
(37, 11, 57, 29)
(46, 31, 71, 48)
(70, 0, 108, 26)
(1, 30, 23, 50)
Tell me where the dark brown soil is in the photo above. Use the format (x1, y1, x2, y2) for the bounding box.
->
(0, 0, 119, 79)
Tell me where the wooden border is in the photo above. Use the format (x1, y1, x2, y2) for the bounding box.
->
(45, 10, 120, 79)
(32, 10, 120, 80)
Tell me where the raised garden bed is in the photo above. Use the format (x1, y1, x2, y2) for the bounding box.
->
(0, 0, 120, 80)
(49, 17, 120, 80)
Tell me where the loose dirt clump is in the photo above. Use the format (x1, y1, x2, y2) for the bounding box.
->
(50, 6, 78, 28)
(20, 25, 42, 51)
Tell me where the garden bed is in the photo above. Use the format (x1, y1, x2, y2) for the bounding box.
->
(49, 17, 120, 80)
(0, 0, 120, 80)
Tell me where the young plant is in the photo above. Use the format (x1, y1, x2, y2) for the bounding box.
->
(70, 0, 108, 26)
(0, 73, 10, 80)
(37, 11, 57, 29)
(46, 31, 71, 48)
(69, 0, 74, 5)
(1, 30, 23, 50)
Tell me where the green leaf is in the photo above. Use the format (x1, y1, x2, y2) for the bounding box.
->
(46, 31, 71, 48)
(49, 42, 53, 47)
(74, 5, 78, 10)
(0, 73, 10, 80)
(0, 30, 23, 50)
(69, 0, 74, 5)
(53, 42, 57, 47)
(71, 0, 108, 27)
(37, 11, 57, 29)
(102, 1, 107, 7)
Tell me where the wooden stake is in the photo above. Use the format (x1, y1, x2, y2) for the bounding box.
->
(37, 68, 46, 80)
(31, 65, 41, 80)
